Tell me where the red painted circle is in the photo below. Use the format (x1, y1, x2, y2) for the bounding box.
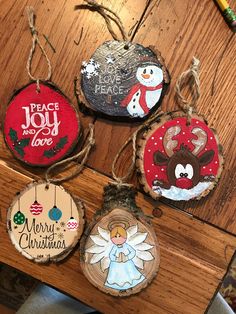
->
(4, 82, 80, 166)
(141, 116, 221, 200)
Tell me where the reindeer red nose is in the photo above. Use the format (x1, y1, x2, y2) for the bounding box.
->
(175, 178, 193, 189)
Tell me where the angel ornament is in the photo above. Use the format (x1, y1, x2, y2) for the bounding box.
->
(80, 185, 160, 297)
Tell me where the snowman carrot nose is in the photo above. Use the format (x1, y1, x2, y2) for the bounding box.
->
(142, 73, 150, 79)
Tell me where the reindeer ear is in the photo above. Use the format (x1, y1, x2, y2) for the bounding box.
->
(199, 150, 214, 165)
(153, 151, 169, 165)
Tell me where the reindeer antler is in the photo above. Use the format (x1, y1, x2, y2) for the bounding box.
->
(191, 127, 207, 155)
(163, 126, 181, 157)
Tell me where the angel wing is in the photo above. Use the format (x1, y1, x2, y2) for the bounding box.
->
(85, 226, 113, 272)
(127, 225, 154, 270)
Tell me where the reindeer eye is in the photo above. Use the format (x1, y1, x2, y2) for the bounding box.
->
(185, 164, 193, 179)
(175, 164, 194, 179)
(175, 164, 185, 179)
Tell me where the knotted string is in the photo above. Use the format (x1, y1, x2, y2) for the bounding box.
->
(175, 57, 200, 123)
(45, 124, 95, 186)
(26, 6, 52, 92)
(75, 0, 128, 42)
(111, 110, 163, 187)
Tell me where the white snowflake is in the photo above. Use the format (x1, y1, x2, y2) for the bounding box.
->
(81, 58, 100, 79)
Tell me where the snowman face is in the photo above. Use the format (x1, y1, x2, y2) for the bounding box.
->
(136, 65, 163, 87)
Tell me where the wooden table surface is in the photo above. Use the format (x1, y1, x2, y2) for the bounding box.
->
(0, 0, 235, 313)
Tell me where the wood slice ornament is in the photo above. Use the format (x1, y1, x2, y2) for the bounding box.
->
(3, 8, 81, 167)
(7, 182, 84, 263)
(80, 184, 160, 297)
(76, 1, 170, 120)
(4, 82, 80, 166)
(137, 58, 224, 201)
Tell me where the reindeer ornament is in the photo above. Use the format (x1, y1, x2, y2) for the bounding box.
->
(137, 58, 223, 201)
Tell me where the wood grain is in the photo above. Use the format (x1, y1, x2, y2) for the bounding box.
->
(0, 0, 235, 313)
(0, 162, 236, 314)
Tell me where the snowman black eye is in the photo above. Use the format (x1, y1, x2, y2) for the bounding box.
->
(150, 69, 153, 74)
(143, 69, 146, 74)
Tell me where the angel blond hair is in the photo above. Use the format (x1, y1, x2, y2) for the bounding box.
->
(110, 226, 127, 239)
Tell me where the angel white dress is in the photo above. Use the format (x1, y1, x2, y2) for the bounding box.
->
(105, 243, 145, 290)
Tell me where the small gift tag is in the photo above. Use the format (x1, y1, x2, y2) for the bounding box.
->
(7, 181, 84, 263)
(137, 58, 223, 201)
(75, 1, 170, 120)
(3, 7, 81, 166)
(80, 184, 160, 296)
(7, 124, 95, 263)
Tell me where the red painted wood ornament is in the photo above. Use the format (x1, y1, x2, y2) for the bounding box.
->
(137, 58, 223, 201)
(75, 1, 170, 120)
(4, 82, 80, 166)
(3, 8, 80, 167)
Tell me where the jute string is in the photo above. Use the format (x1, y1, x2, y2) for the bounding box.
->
(26, 6, 52, 92)
(175, 57, 200, 122)
(45, 124, 95, 186)
(111, 110, 163, 187)
(75, 0, 128, 42)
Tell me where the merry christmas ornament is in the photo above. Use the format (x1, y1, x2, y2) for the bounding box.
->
(137, 58, 223, 201)
(66, 198, 79, 231)
(48, 185, 62, 222)
(67, 218, 78, 231)
(30, 201, 43, 215)
(30, 185, 43, 215)
(7, 182, 84, 263)
(13, 198, 26, 225)
(48, 206, 62, 222)
(3, 8, 80, 167)
(75, 1, 170, 120)
(80, 184, 160, 297)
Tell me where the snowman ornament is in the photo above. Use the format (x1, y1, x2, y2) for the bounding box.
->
(80, 41, 170, 120)
(121, 62, 164, 118)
